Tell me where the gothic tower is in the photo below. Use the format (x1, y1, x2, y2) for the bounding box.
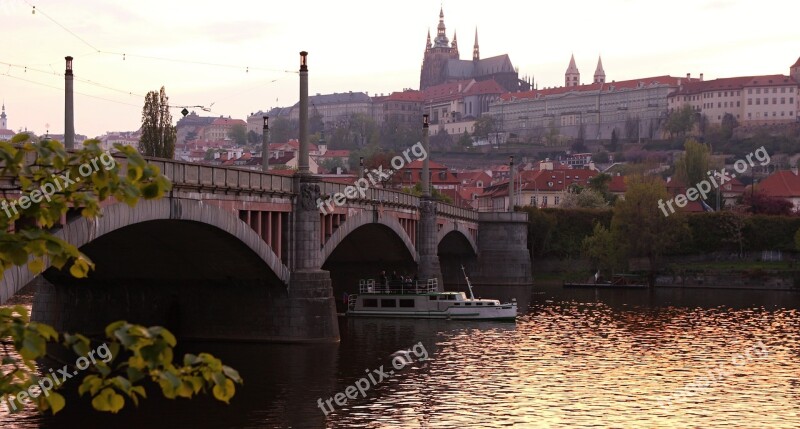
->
(0, 103, 7, 130)
(565, 54, 580, 87)
(473, 28, 480, 61)
(593, 56, 606, 84)
(420, 7, 460, 90)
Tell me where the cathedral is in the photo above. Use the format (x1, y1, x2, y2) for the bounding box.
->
(419, 8, 531, 93)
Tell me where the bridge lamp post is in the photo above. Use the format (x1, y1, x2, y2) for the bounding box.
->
(422, 114, 431, 199)
(262, 116, 269, 172)
(508, 155, 515, 212)
(359, 156, 365, 179)
(298, 51, 310, 175)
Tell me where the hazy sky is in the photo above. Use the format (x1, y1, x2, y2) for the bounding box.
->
(2, 0, 798, 137)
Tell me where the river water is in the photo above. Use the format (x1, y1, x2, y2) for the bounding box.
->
(2, 284, 799, 428)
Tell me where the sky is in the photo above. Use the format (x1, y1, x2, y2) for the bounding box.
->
(1, 0, 798, 137)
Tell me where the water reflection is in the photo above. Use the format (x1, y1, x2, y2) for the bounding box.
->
(1, 284, 799, 428)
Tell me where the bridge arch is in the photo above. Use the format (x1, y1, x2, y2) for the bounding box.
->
(0, 198, 290, 304)
(437, 221, 478, 255)
(321, 211, 417, 264)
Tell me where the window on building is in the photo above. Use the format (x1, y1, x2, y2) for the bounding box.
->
(530, 196, 537, 206)
(748, 89, 753, 94)
(748, 99, 752, 105)
(773, 98, 778, 104)
(542, 196, 548, 205)
(555, 196, 560, 205)
(773, 88, 778, 93)
(737, 101, 740, 107)
(781, 98, 786, 104)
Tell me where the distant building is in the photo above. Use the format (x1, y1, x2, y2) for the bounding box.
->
(667, 58, 800, 126)
(477, 167, 598, 211)
(422, 79, 505, 134)
(419, 8, 530, 93)
(371, 90, 424, 126)
(246, 107, 292, 136)
(756, 169, 800, 210)
(289, 92, 371, 126)
(490, 70, 690, 142)
(200, 117, 247, 142)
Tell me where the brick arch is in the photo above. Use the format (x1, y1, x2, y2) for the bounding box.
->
(437, 221, 478, 255)
(0, 198, 290, 304)
(321, 211, 417, 264)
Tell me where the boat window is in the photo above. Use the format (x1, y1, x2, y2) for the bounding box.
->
(399, 299, 415, 308)
(454, 303, 461, 306)
(363, 299, 378, 308)
(486, 302, 494, 306)
(476, 302, 483, 306)
(465, 303, 472, 306)
(380, 299, 397, 308)
(448, 295, 456, 301)
(429, 295, 437, 300)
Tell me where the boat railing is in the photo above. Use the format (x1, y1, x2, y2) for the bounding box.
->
(359, 278, 438, 294)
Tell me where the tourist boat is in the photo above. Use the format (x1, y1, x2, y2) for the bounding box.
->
(346, 267, 517, 321)
(563, 273, 648, 289)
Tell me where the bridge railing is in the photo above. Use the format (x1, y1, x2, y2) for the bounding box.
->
(143, 157, 294, 194)
(142, 157, 476, 221)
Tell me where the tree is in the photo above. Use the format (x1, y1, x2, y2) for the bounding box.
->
(582, 223, 625, 279)
(560, 189, 608, 209)
(720, 113, 738, 140)
(204, 148, 217, 161)
(472, 116, 496, 140)
(405, 182, 453, 203)
(457, 131, 472, 149)
(246, 130, 260, 145)
(270, 117, 297, 143)
(664, 104, 696, 139)
(608, 128, 619, 152)
(743, 190, 794, 215)
(587, 173, 616, 204)
(675, 139, 711, 189)
(610, 175, 690, 283)
(138, 87, 176, 158)
(625, 116, 640, 142)
(0, 135, 241, 414)
(227, 124, 247, 146)
(592, 151, 610, 164)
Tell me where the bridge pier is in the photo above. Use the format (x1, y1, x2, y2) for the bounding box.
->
(417, 199, 443, 290)
(472, 212, 532, 287)
(287, 179, 339, 342)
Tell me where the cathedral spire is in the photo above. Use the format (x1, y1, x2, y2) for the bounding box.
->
(426, 28, 432, 51)
(593, 56, 606, 84)
(473, 27, 480, 61)
(434, 6, 449, 47)
(452, 30, 458, 51)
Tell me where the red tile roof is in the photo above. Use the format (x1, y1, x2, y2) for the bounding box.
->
(500, 76, 685, 101)
(379, 90, 424, 102)
(669, 74, 797, 97)
(608, 175, 627, 193)
(793, 57, 800, 68)
(758, 170, 800, 198)
(212, 118, 247, 126)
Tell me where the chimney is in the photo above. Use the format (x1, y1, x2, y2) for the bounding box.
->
(700, 73, 704, 81)
(64, 56, 75, 150)
(686, 73, 691, 80)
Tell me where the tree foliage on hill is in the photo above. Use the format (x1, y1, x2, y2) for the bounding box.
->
(0, 135, 241, 414)
(674, 139, 712, 188)
(664, 104, 696, 139)
(227, 124, 247, 146)
(138, 86, 176, 158)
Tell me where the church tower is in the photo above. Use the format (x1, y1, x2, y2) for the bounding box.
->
(0, 103, 7, 130)
(473, 28, 480, 61)
(451, 30, 458, 52)
(420, 7, 461, 90)
(593, 56, 606, 84)
(565, 54, 580, 87)
(791, 56, 800, 83)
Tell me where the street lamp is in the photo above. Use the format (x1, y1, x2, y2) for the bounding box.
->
(508, 155, 515, 212)
(262, 116, 269, 172)
(359, 156, 365, 179)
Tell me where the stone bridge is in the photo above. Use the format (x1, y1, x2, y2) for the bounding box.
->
(1, 158, 531, 343)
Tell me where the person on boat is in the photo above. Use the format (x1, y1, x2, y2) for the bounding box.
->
(379, 270, 387, 291)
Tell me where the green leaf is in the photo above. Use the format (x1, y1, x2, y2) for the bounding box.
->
(212, 379, 235, 404)
(47, 392, 66, 415)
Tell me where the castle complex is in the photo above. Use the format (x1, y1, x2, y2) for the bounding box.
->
(419, 8, 531, 93)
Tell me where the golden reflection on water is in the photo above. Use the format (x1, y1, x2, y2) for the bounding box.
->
(330, 303, 800, 428)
